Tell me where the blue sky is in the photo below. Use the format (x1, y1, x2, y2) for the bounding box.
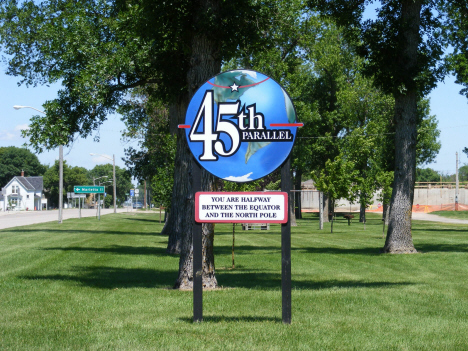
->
(0, 73, 138, 171)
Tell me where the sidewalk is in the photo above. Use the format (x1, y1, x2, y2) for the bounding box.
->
(0, 207, 135, 230)
(411, 212, 468, 225)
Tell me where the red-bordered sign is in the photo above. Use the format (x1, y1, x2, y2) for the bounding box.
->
(195, 192, 288, 223)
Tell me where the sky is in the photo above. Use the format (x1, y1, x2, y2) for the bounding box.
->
(0, 73, 139, 171)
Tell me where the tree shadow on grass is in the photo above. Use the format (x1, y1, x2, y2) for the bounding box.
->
(214, 228, 282, 236)
(21, 266, 176, 289)
(21, 266, 413, 291)
(293, 246, 381, 255)
(179, 316, 281, 323)
(6, 228, 161, 236)
(216, 271, 413, 290)
(124, 218, 163, 223)
(415, 243, 468, 253)
(41, 245, 170, 256)
(215, 245, 281, 255)
(413, 228, 468, 233)
(215, 245, 383, 256)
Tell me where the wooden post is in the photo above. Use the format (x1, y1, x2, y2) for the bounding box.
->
(232, 223, 235, 269)
(281, 157, 292, 324)
(192, 158, 203, 323)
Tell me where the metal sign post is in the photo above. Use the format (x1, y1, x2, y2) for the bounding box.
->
(74, 186, 104, 220)
(192, 159, 203, 322)
(281, 157, 292, 323)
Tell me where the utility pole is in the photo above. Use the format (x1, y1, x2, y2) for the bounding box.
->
(319, 192, 324, 230)
(144, 179, 147, 210)
(456, 152, 459, 211)
(59, 145, 63, 223)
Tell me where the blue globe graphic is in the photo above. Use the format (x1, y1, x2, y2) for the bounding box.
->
(185, 69, 298, 182)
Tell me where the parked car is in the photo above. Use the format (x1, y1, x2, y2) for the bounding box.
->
(133, 202, 143, 209)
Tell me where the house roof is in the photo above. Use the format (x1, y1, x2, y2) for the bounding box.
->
(5, 176, 43, 192)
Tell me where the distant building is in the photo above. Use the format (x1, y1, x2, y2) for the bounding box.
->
(0, 171, 47, 211)
(301, 179, 316, 190)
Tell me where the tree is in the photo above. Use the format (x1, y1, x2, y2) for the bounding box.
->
(416, 168, 441, 183)
(0, 0, 274, 289)
(119, 89, 176, 225)
(459, 165, 468, 183)
(311, 0, 449, 253)
(43, 161, 88, 207)
(0, 146, 47, 186)
(226, 3, 353, 223)
(88, 164, 132, 206)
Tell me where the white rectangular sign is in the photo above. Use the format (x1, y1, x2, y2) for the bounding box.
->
(195, 192, 288, 223)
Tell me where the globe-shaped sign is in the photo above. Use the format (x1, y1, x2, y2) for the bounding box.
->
(183, 69, 300, 182)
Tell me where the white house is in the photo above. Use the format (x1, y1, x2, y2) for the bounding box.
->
(0, 171, 47, 211)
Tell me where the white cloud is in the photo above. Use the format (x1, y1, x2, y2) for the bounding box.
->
(91, 154, 113, 164)
(14, 124, 30, 131)
(0, 131, 16, 140)
(236, 70, 257, 79)
(223, 172, 254, 182)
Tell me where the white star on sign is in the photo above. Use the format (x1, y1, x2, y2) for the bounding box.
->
(230, 82, 239, 92)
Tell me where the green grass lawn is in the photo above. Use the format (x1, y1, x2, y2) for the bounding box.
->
(430, 210, 468, 220)
(1, 212, 468, 350)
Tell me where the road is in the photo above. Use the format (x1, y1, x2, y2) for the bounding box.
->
(0, 207, 136, 230)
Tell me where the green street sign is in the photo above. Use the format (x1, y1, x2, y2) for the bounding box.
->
(74, 185, 105, 194)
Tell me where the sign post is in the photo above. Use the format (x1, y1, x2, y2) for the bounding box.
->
(281, 157, 292, 324)
(183, 69, 302, 324)
(192, 160, 203, 323)
(74, 186, 105, 220)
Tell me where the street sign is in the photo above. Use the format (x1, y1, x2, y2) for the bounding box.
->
(130, 189, 135, 197)
(74, 186, 105, 194)
(67, 192, 86, 199)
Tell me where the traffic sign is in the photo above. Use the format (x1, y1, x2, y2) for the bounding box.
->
(130, 189, 135, 197)
(74, 186, 105, 194)
(67, 192, 87, 199)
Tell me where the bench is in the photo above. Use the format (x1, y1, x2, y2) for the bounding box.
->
(242, 223, 270, 231)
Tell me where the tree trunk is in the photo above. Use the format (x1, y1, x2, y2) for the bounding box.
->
(382, 0, 420, 254)
(174, 167, 218, 289)
(323, 193, 330, 222)
(383, 91, 418, 253)
(359, 199, 366, 223)
(382, 200, 390, 225)
(164, 106, 190, 254)
(174, 2, 221, 288)
(294, 168, 302, 219)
